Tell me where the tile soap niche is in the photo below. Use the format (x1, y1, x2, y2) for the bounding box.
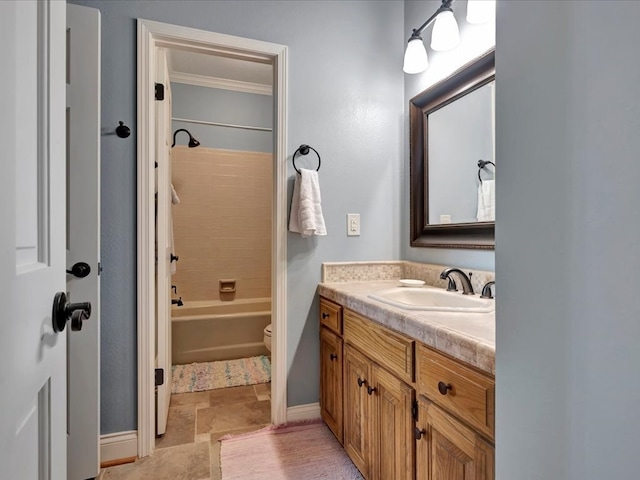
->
(219, 279, 236, 301)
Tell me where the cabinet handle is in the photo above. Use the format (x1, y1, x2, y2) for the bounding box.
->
(330, 353, 338, 361)
(357, 377, 366, 388)
(367, 386, 377, 396)
(437, 381, 453, 395)
(322, 312, 330, 319)
(414, 427, 427, 440)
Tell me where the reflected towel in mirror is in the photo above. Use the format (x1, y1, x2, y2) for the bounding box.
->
(477, 179, 495, 222)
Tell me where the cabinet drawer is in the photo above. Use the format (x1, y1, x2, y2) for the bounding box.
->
(344, 309, 414, 384)
(417, 345, 495, 440)
(320, 298, 343, 335)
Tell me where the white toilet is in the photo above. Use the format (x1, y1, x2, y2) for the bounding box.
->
(263, 324, 272, 352)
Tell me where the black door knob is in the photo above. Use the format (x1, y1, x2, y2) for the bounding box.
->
(367, 385, 377, 396)
(322, 312, 329, 319)
(66, 262, 91, 278)
(330, 353, 338, 361)
(357, 377, 366, 388)
(414, 427, 427, 440)
(170, 254, 179, 262)
(52, 292, 92, 333)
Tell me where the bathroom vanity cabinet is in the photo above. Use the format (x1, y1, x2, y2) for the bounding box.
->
(319, 296, 495, 480)
(415, 345, 494, 479)
(319, 299, 343, 443)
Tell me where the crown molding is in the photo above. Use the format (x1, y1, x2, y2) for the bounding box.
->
(171, 71, 272, 96)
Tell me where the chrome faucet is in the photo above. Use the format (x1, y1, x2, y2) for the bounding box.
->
(480, 281, 495, 299)
(440, 268, 474, 295)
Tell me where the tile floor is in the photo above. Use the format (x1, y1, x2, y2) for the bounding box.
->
(100, 383, 271, 480)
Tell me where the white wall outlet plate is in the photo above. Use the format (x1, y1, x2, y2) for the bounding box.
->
(347, 213, 360, 236)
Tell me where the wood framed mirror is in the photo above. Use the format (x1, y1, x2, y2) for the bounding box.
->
(410, 49, 495, 249)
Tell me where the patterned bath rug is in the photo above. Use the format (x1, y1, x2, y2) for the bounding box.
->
(171, 355, 271, 394)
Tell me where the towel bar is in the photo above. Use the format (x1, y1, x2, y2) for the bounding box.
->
(477, 159, 495, 183)
(292, 144, 321, 174)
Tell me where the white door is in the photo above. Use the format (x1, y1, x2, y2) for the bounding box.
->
(155, 48, 173, 436)
(67, 4, 101, 479)
(0, 1, 68, 479)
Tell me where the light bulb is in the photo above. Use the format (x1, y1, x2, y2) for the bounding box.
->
(403, 37, 428, 74)
(430, 10, 460, 51)
(466, 0, 496, 24)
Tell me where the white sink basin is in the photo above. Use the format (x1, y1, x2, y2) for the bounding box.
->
(368, 287, 494, 313)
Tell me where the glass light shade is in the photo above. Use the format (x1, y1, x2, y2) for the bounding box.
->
(466, 0, 496, 24)
(430, 10, 460, 51)
(403, 37, 428, 74)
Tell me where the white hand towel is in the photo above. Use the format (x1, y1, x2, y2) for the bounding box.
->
(171, 183, 181, 205)
(289, 168, 327, 237)
(170, 184, 180, 274)
(477, 179, 495, 222)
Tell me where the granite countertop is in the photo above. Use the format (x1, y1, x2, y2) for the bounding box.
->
(318, 280, 495, 375)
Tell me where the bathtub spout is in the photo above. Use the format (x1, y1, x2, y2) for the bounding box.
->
(172, 297, 183, 307)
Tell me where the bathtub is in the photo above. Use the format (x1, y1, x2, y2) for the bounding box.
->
(171, 297, 271, 365)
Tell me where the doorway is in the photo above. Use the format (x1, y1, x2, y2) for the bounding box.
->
(137, 19, 288, 457)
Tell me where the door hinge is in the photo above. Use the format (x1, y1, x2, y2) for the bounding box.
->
(412, 399, 418, 421)
(155, 83, 165, 101)
(97, 262, 103, 276)
(155, 368, 164, 386)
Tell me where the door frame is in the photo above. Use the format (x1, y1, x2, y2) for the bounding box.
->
(137, 19, 288, 458)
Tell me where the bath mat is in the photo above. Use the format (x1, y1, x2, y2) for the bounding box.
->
(219, 420, 363, 480)
(171, 355, 271, 394)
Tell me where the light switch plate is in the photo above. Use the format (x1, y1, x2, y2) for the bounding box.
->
(347, 213, 360, 236)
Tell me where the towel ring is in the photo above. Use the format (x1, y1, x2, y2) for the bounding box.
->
(477, 159, 495, 183)
(292, 144, 321, 174)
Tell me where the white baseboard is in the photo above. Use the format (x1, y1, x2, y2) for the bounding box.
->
(286, 403, 321, 422)
(100, 430, 138, 464)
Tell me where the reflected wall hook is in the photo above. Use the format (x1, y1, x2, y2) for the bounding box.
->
(116, 121, 131, 138)
(292, 144, 321, 174)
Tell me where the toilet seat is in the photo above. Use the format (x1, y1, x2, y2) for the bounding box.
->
(263, 324, 272, 352)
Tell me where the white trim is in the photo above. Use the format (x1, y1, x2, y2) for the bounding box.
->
(171, 71, 272, 96)
(137, 19, 288, 458)
(271, 37, 288, 429)
(100, 431, 138, 463)
(286, 403, 322, 423)
(136, 19, 156, 460)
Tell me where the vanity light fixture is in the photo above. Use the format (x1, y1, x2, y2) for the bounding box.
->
(404, 0, 496, 74)
(466, 0, 496, 25)
(403, 0, 460, 74)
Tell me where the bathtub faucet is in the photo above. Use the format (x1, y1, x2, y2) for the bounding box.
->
(172, 297, 183, 307)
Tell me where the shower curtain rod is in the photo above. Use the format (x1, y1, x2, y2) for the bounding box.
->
(172, 117, 272, 132)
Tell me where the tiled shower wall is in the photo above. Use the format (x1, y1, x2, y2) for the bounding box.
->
(171, 146, 272, 301)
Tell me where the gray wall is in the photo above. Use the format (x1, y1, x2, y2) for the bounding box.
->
(171, 83, 272, 152)
(69, 0, 404, 434)
(403, 0, 496, 270)
(496, 1, 640, 478)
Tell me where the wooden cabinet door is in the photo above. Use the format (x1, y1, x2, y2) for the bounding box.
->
(344, 345, 372, 478)
(371, 365, 415, 480)
(320, 327, 344, 443)
(416, 398, 494, 480)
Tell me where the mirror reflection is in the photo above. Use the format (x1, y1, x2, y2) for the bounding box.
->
(427, 81, 495, 225)
(409, 49, 494, 249)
